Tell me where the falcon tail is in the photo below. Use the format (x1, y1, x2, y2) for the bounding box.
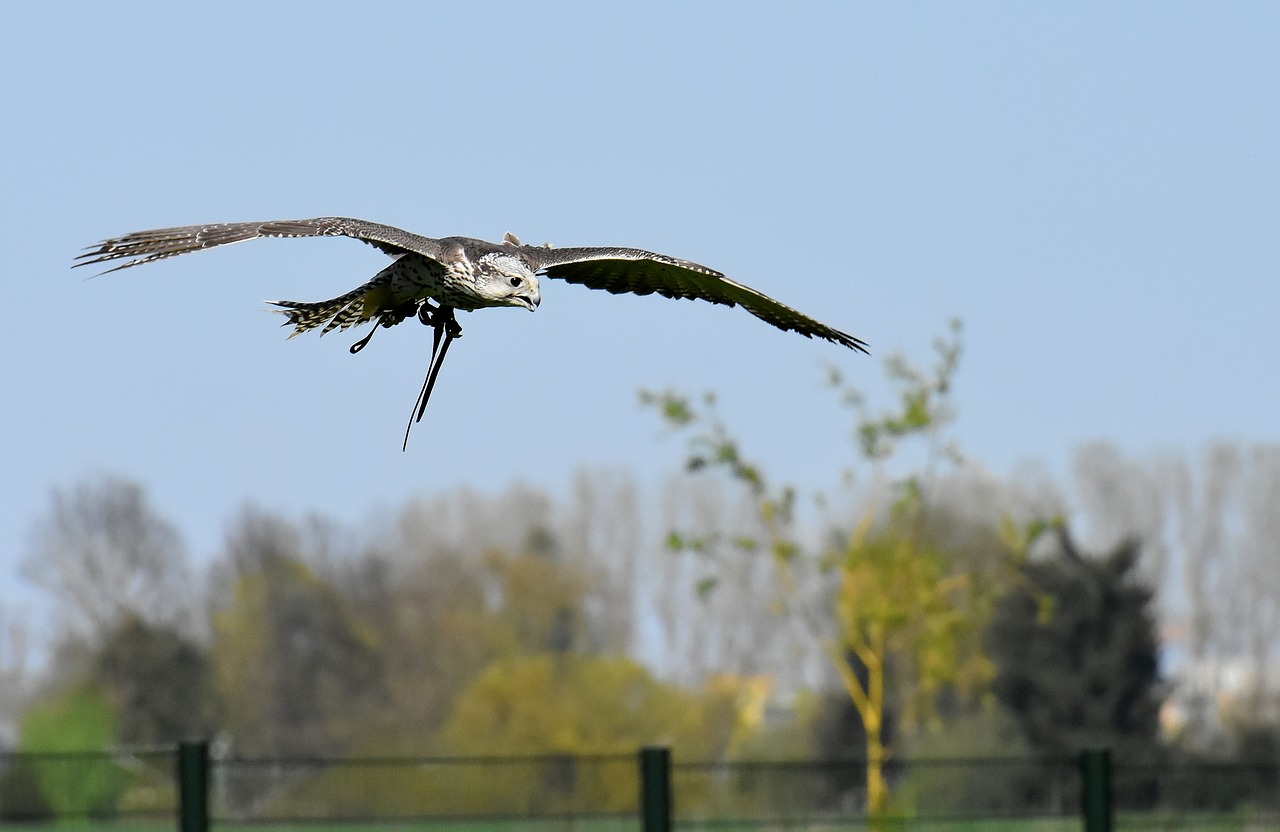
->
(268, 271, 398, 337)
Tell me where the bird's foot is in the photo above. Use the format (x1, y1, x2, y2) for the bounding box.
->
(417, 301, 463, 338)
(442, 308, 462, 339)
(350, 301, 419, 354)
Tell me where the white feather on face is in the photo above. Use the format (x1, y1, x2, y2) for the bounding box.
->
(474, 252, 541, 310)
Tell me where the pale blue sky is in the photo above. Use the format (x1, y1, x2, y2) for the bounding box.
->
(3, 3, 1277, 616)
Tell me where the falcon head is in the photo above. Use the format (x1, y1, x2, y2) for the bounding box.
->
(474, 252, 541, 311)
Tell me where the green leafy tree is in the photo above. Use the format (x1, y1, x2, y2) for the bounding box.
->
(440, 654, 712, 755)
(17, 683, 129, 817)
(645, 320, 1005, 816)
(435, 654, 723, 812)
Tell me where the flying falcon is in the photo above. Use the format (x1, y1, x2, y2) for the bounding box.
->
(77, 217, 868, 447)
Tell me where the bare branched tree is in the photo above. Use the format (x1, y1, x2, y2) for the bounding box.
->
(1072, 442, 1171, 601)
(1168, 443, 1239, 734)
(392, 484, 556, 566)
(647, 472, 826, 689)
(566, 468, 642, 654)
(0, 602, 30, 743)
(1235, 447, 1280, 718)
(25, 475, 191, 643)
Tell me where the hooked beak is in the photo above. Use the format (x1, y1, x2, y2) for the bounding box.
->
(512, 292, 540, 312)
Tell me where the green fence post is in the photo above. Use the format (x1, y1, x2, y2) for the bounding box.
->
(1080, 748, 1112, 832)
(640, 746, 672, 832)
(177, 741, 210, 832)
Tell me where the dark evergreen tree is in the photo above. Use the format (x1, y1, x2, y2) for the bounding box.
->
(95, 615, 222, 745)
(986, 528, 1163, 761)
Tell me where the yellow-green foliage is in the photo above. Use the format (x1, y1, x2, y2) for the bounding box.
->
(444, 654, 712, 753)
(18, 683, 130, 817)
(269, 654, 731, 817)
(438, 654, 715, 813)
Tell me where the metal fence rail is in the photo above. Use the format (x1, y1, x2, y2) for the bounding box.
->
(671, 754, 1087, 827)
(1114, 759, 1280, 813)
(213, 751, 639, 822)
(2, 744, 1278, 831)
(0, 748, 175, 822)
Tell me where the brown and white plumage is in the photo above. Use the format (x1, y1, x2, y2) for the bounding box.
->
(77, 217, 449, 271)
(76, 217, 868, 444)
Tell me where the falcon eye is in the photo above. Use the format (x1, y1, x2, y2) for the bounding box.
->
(508, 276, 523, 287)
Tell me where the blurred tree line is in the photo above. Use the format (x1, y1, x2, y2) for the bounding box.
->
(3, 321, 1280, 817)
(13, 475, 741, 759)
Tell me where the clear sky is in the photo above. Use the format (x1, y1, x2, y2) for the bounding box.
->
(3, 3, 1277, 614)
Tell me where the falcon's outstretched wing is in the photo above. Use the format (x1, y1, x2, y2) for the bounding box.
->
(74, 217, 447, 274)
(522, 245, 868, 353)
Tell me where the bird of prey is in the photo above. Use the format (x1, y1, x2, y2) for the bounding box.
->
(77, 217, 868, 448)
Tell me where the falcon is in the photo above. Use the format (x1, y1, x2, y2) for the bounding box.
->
(76, 217, 868, 448)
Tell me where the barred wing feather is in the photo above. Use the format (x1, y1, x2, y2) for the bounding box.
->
(526, 246, 868, 353)
(75, 217, 446, 274)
